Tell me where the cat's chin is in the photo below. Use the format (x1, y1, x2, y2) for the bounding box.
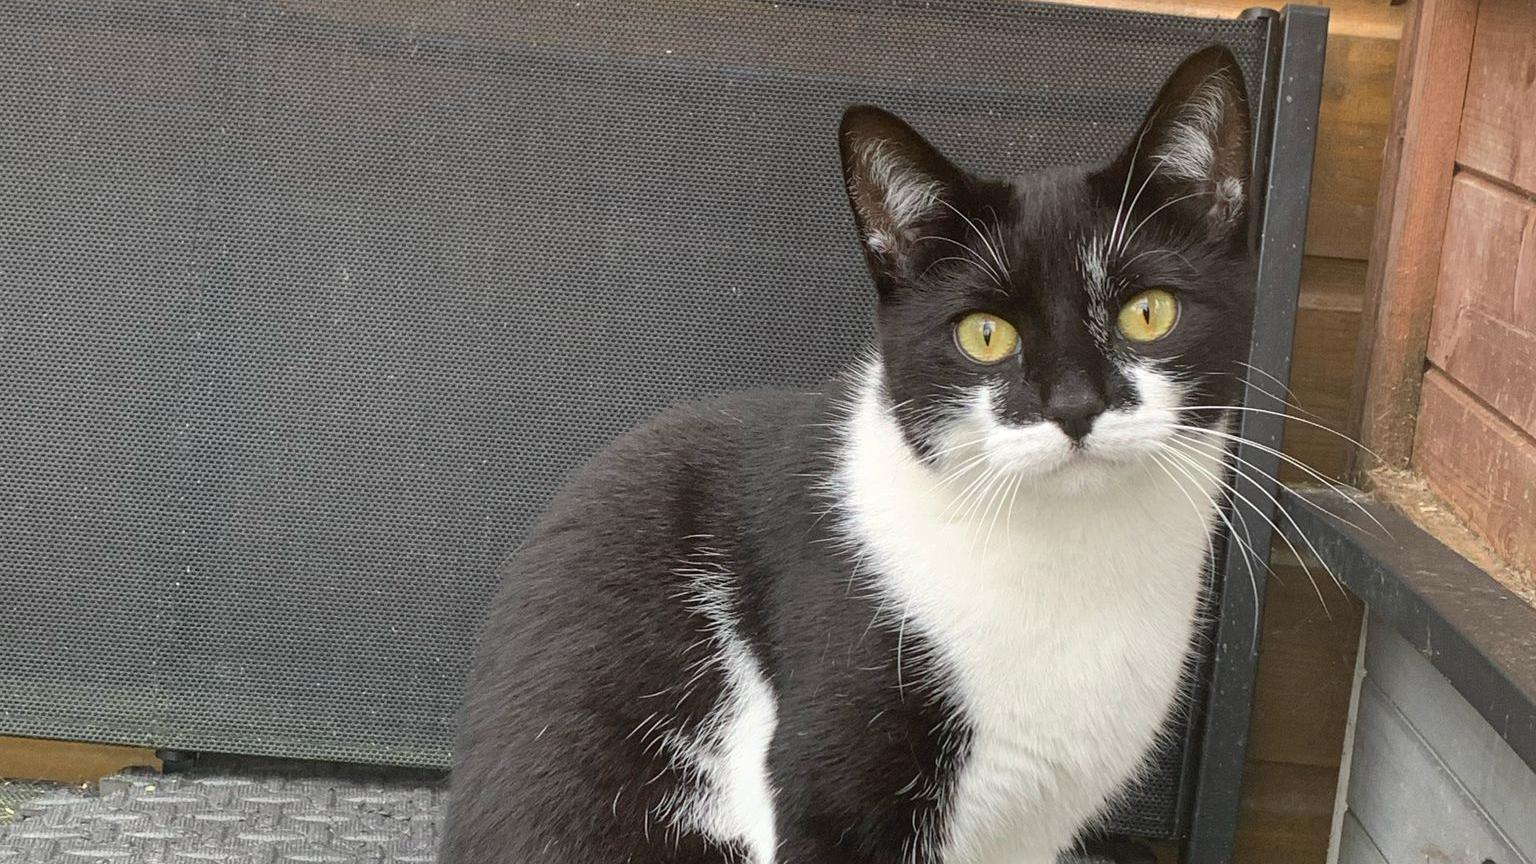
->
(987, 444, 1156, 496)
(1042, 448, 1136, 491)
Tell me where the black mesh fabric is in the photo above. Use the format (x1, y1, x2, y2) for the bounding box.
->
(0, 0, 1270, 839)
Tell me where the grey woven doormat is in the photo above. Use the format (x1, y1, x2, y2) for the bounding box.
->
(0, 768, 1133, 862)
(0, 769, 443, 864)
(0, 782, 64, 825)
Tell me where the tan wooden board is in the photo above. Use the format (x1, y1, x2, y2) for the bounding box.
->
(1234, 760, 1343, 864)
(1247, 552, 1365, 768)
(1287, 257, 1369, 481)
(1304, 35, 1401, 262)
(0, 736, 159, 786)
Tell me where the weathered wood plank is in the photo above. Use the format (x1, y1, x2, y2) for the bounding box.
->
(1350, 0, 1479, 474)
(1413, 369, 1536, 576)
(1325, 616, 1368, 864)
(1431, 174, 1532, 330)
(1336, 811, 1389, 864)
(1247, 553, 1364, 768)
(1286, 257, 1368, 481)
(1428, 307, 1536, 439)
(1366, 466, 1536, 606)
(1458, 0, 1536, 195)
(1235, 760, 1341, 864)
(1365, 621, 1536, 860)
(1426, 173, 1536, 438)
(1347, 680, 1524, 864)
(1304, 35, 1401, 261)
(0, 736, 159, 785)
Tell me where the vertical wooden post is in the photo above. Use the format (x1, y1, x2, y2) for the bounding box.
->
(1348, 0, 1479, 477)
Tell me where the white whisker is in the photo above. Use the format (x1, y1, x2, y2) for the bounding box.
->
(1117, 190, 1210, 254)
(1169, 422, 1388, 535)
(1116, 153, 1174, 256)
(1162, 436, 1343, 616)
(912, 234, 1005, 285)
(1109, 116, 1157, 253)
(1171, 429, 1370, 538)
(1150, 448, 1266, 637)
(1179, 404, 1382, 461)
(931, 197, 1009, 284)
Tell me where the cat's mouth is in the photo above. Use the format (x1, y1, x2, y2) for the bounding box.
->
(953, 421, 1156, 485)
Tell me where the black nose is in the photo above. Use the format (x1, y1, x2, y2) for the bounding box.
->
(1044, 379, 1106, 443)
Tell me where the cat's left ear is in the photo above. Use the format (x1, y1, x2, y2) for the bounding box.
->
(838, 106, 968, 290)
(1113, 46, 1252, 236)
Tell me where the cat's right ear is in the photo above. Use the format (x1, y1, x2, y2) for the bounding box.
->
(1110, 46, 1252, 239)
(839, 106, 966, 290)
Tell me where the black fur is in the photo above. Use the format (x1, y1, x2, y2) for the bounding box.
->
(441, 46, 1254, 864)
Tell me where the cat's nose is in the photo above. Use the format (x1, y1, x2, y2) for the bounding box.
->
(1044, 381, 1105, 443)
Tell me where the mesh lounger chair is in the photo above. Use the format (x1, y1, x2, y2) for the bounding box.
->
(0, 2, 1326, 860)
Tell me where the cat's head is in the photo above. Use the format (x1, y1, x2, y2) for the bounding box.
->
(839, 46, 1254, 491)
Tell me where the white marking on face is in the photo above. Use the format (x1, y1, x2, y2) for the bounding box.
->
(1083, 364, 1185, 457)
(930, 363, 1187, 494)
(1076, 233, 1114, 349)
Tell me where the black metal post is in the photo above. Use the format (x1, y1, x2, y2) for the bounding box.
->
(1181, 6, 1329, 863)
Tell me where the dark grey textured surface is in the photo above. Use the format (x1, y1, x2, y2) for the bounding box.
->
(0, 0, 1272, 840)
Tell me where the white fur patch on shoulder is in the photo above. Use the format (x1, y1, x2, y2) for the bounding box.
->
(651, 543, 778, 863)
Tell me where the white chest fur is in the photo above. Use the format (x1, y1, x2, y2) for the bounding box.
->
(834, 373, 1227, 864)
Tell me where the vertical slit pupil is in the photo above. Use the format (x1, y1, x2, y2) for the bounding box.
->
(981, 320, 994, 346)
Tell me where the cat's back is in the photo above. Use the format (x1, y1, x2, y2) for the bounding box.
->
(512, 388, 828, 558)
(442, 387, 830, 864)
(484, 385, 830, 642)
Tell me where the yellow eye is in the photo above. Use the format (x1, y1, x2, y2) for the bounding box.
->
(954, 312, 1020, 364)
(1117, 289, 1179, 342)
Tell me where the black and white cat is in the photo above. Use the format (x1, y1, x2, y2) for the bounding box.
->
(441, 46, 1255, 864)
